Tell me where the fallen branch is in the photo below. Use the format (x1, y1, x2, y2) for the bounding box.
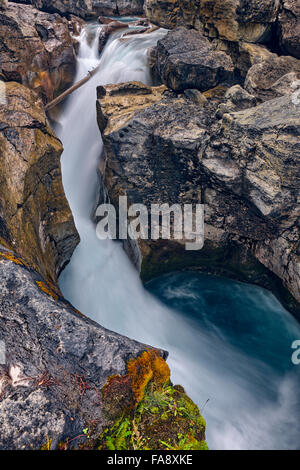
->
(45, 65, 100, 112)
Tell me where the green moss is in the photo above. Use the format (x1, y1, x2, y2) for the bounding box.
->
(98, 382, 208, 451)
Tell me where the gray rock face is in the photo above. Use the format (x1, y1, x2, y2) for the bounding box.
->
(92, 0, 144, 16)
(97, 81, 300, 317)
(154, 28, 235, 92)
(0, 251, 156, 449)
(207, 95, 300, 298)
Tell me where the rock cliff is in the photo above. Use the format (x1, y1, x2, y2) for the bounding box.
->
(0, 81, 78, 284)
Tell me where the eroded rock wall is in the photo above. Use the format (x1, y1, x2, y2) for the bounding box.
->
(0, 3, 78, 102)
(0, 81, 79, 283)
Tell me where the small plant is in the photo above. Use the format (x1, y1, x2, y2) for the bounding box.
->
(36, 371, 60, 388)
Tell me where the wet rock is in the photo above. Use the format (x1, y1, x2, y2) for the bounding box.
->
(278, 0, 300, 59)
(0, 252, 158, 449)
(122, 27, 149, 36)
(245, 54, 300, 102)
(30, 1, 145, 18)
(0, 81, 79, 284)
(92, 0, 145, 17)
(154, 28, 234, 92)
(97, 81, 300, 316)
(98, 20, 128, 54)
(68, 14, 85, 36)
(0, 3, 77, 102)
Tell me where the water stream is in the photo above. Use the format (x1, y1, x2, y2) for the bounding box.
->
(56, 23, 300, 450)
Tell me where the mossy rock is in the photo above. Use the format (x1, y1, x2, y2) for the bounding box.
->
(98, 350, 208, 451)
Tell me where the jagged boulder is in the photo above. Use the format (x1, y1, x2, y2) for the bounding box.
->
(145, 0, 201, 29)
(245, 54, 300, 102)
(216, 84, 256, 117)
(92, 0, 145, 16)
(213, 40, 275, 78)
(278, 0, 300, 59)
(0, 3, 77, 102)
(31, 0, 94, 18)
(0, 81, 79, 284)
(154, 28, 234, 92)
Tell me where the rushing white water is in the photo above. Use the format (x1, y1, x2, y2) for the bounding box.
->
(56, 23, 300, 450)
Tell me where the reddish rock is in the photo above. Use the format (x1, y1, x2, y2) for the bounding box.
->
(0, 3, 77, 102)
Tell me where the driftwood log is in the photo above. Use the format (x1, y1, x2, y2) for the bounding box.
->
(45, 66, 100, 112)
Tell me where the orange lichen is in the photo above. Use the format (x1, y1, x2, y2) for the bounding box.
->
(151, 352, 171, 387)
(71, 306, 87, 319)
(36, 280, 58, 300)
(0, 251, 27, 266)
(127, 350, 170, 404)
(101, 350, 170, 420)
(31, 70, 54, 102)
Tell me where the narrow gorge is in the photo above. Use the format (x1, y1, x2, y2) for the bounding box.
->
(0, 0, 299, 452)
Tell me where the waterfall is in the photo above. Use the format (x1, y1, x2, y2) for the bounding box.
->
(56, 23, 300, 450)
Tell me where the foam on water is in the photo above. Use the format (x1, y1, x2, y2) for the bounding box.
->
(56, 24, 300, 450)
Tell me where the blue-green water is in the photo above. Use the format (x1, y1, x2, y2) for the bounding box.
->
(147, 272, 300, 449)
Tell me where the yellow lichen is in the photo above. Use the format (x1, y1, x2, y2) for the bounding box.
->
(41, 437, 52, 450)
(36, 281, 58, 300)
(0, 251, 26, 266)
